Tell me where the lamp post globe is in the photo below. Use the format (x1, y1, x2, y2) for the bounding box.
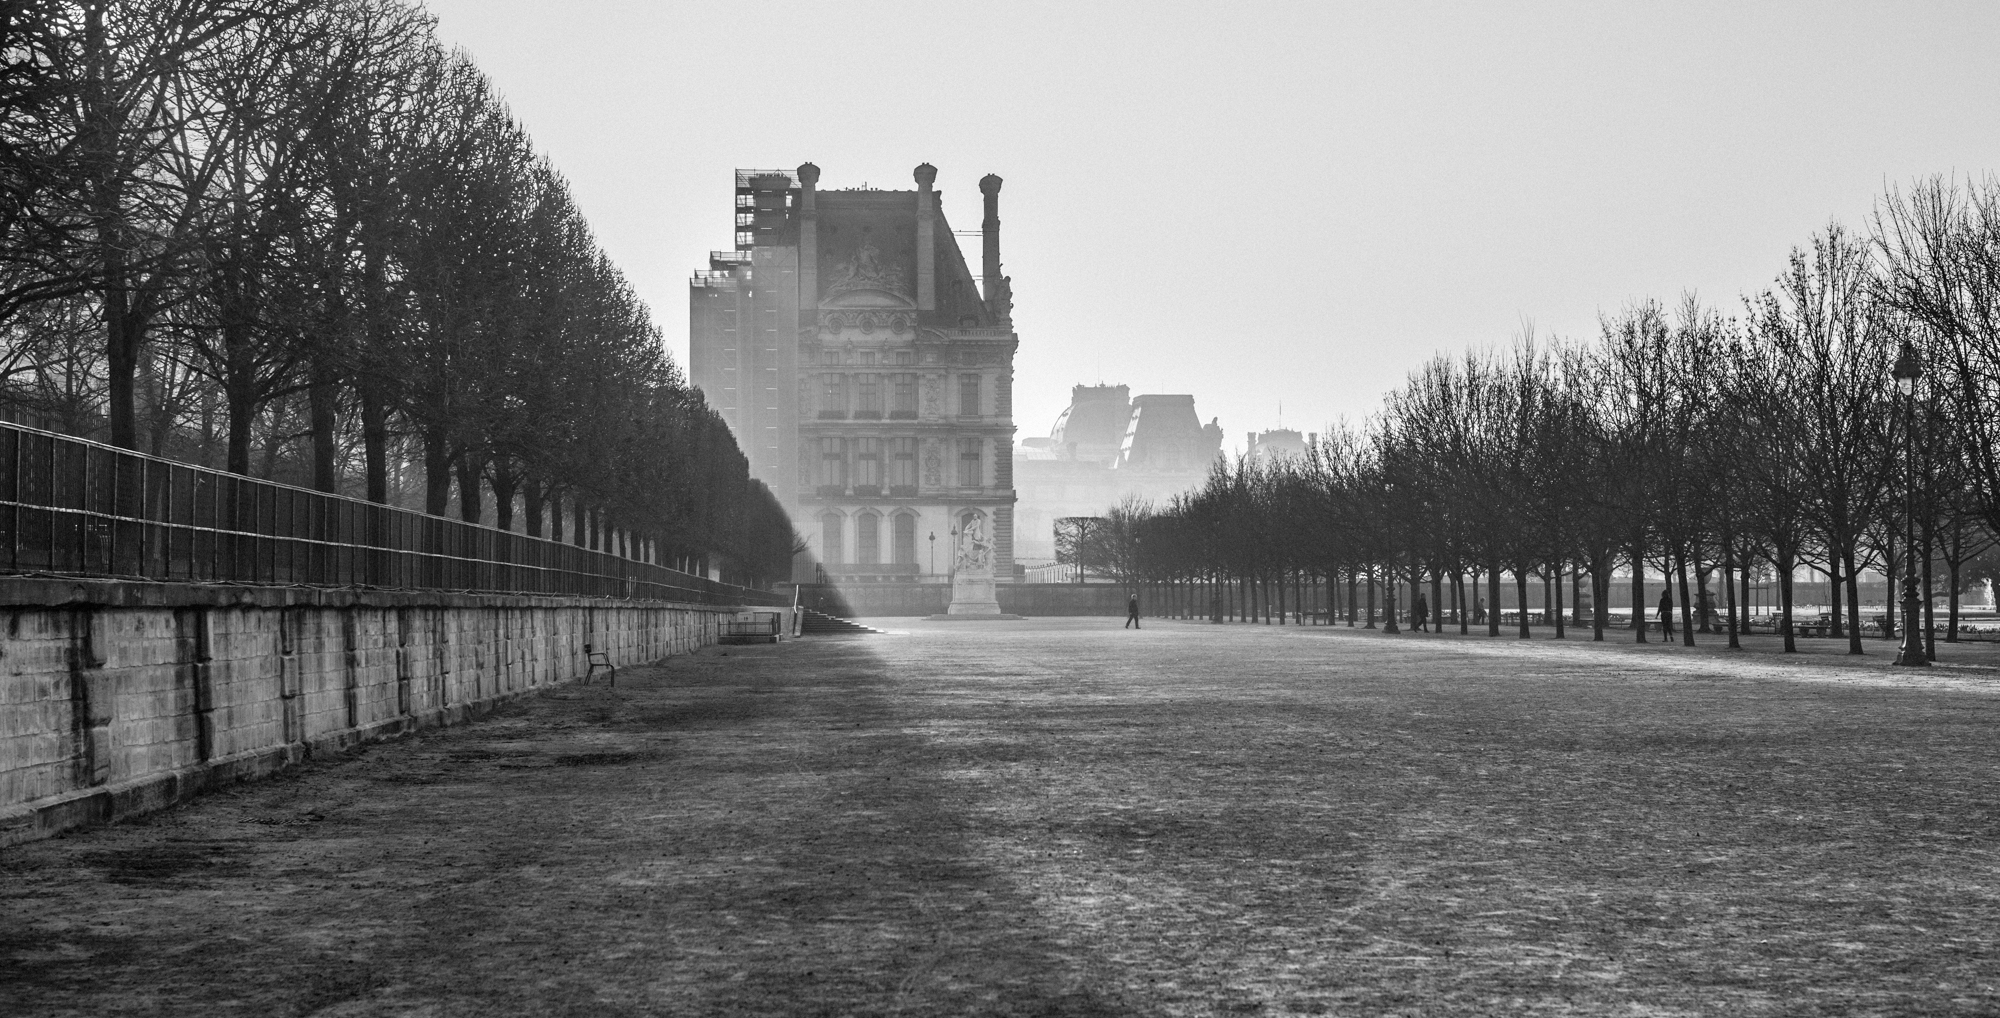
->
(1892, 339, 1929, 667)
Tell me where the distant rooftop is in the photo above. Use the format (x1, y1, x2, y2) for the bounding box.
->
(735, 168, 797, 190)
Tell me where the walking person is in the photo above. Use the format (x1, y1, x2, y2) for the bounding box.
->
(1413, 592, 1429, 633)
(1125, 592, 1141, 629)
(1657, 588, 1675, 640)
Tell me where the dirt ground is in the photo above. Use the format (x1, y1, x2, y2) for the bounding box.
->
(4, 619, 1999, 1017)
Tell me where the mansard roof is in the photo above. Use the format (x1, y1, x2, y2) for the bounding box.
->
(811, 189, 994, 328)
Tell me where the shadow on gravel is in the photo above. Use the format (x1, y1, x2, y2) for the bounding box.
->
(618, 637, 1143, 1017)
(0, 638, 1140, 1018)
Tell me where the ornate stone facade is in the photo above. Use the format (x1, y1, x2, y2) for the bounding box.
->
(690, 163, 1020, 584)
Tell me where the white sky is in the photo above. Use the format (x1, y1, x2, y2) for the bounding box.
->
(420, 0, 2000, 454)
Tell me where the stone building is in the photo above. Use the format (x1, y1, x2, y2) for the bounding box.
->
(689, 164, 1019, 583)
(1246, 428, 1309, 466)
(1014, 384, 1224, 560)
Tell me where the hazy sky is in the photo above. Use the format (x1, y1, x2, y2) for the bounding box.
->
(421, 0, 2000, 453)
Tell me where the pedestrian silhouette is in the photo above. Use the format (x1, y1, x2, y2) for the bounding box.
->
(1125, 593, 1141, 629)
(1658, 588, 1675, 639)
(1413, 593, 1429, 632)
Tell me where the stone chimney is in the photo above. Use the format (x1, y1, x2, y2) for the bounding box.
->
(915, 163, 937, 311)
(797, 162, 819, 315)
(980, 171, 1008, 322)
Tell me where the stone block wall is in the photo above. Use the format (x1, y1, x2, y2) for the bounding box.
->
(783, 581, 1133, 617)
(0, 578, 733, 847)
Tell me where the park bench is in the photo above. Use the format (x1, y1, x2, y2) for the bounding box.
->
(721, 611, 784, 645)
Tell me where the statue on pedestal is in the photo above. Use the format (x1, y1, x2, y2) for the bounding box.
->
(930, 510, 1019, 620)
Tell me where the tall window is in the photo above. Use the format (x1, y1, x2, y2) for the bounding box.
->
(888, 438, 917, 488)
(820, 513, 843, 565)
(819, 437, 847, 489)
(855, 438, 882, 488)
(856, 512, 881, 565)
(891, 373, 917, 417)
(957, 438, 982, 487)
(893, 513, 917, 566)
(856, 373, 883, 417)
(820, 373, 847, 417)
(958, 373, 981, 417)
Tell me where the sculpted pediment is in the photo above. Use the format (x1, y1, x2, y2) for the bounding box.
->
(820, 235, 914, 305)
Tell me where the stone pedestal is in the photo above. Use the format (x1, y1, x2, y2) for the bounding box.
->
(947, 570, 1003, 615)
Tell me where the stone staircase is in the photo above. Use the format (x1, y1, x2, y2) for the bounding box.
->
(798, 608, 886, 635)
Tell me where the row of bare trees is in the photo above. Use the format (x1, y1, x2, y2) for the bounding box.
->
(1, 1, 795, 583)
(1091, 178, 2000, 655)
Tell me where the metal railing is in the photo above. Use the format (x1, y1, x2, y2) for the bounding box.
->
(0, 422, 785, 607)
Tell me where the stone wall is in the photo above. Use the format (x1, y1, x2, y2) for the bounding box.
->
(787, 581, 1132, 617)
(0, 577, 735, 847)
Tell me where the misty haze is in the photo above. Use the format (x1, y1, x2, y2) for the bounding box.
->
(4, 3, 2000, 1016)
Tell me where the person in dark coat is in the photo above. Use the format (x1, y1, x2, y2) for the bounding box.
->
(1413, 593, 1429, 632)
(1657, 588, 1675, 638)
(1125, 593, 1141, 629)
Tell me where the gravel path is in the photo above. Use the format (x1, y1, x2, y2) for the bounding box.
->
(4, 618, 1998, 1016)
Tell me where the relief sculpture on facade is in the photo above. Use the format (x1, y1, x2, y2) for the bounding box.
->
(920, 374, 942, 419)
(822, 237, 911, 301)
(922, 440, 943, 487)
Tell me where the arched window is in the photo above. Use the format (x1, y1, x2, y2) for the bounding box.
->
(820, 512, 844, 565)
(856, 511, 881, 565)
(892, 513, 917, 566)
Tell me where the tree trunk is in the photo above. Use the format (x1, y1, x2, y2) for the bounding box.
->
(360, 380, 389, 504)
(1456, 571, 1469, 634)
(1884, 543, 1899, 638)
(423, 431, 453, 516)
(308, 358, 339, 493)
(105, 257, 142, 450)
(224, 382, 255, 476)
(1631, 546, 1648, 643)
(1723, 542, 1741, 650)
(1739, 555, 1752, 638)
(491, 457, 517, 531)
(1778, 546, 1797, 653)
(1675, 549, 1694, 647)
(1923, 532, 1936, 661)
(1843, 545, 1864, 655)
(357, 271, 391, 503)
(1827, 560, 1844, 638)
(1432, 571, 1444, 635)
(1553, 563, 1566, 639)
(1365, 570, 1376, 629)
(1948, 553, 1962, 643)
(1487, 560, 1502, 638)
(1514, 568, 1530, 639)
(1591, 560, 1608, 641)
(524, 479, 544, 538)
(455, 452, 482, 524)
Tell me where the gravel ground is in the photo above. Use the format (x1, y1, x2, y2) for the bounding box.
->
(4, 618, 1999, 1017)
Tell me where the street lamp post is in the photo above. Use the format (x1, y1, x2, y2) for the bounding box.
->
(1892, 340, 1929, 667)
(928, 531, 935, 579)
